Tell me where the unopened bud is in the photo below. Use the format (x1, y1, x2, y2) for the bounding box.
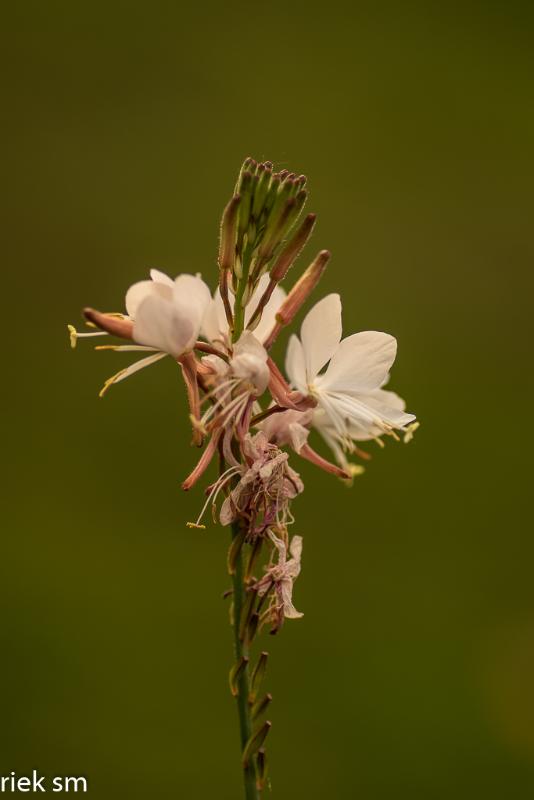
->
(258, 197, 297, 262)
(275, 249, 330, 326)
(247, 213, 316, 331)
(218, 195, 241, 272)
(263, 250, 330, 349)
(252, 165, 271, 219)
(83, 308, 134, 339)
(294, 188, 308, 214)
(270, 213, 316, 282)
(237, 172, 253, 244)
(263, 174, 281, 215)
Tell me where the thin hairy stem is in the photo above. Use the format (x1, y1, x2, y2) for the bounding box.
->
(231, 521, 259, 799)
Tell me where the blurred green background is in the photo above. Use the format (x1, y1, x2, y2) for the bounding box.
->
(2, 1, 533, 797)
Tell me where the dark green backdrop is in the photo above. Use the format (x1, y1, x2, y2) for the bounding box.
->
(2, 2, 533, 797)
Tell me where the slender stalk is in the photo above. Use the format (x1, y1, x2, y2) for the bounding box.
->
(230, 263, 262, 799)
(231, 521, 259, 799)
(233, 244, 253, 338)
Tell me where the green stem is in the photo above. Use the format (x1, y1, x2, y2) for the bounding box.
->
(233, 245, 253, 339)
(231, 522, 259, 799)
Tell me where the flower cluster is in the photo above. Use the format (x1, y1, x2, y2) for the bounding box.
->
(69, 157, 416, 629)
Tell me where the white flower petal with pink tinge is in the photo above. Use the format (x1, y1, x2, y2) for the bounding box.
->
(129, 273, 211, 357)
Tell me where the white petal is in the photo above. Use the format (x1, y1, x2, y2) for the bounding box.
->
(231, 331, 269, 393)
(200, 287, 232, 344)
(125, 280, 172, 318)
(371, 388, 406, 411)
(133, 294, 196, 357)
(233, 330, 267, 361)
(354, 392, 416, 429)
(289, 535, 303, 563)
(285, 334, 307, 393)
(319, 331, 397, 394)
(300, 294, 342, 381)
(245, 275, 287, 344)
(281, 580, 303, 619)
(173, 274, 212, 326)
(219, 495, 236, 526)
(150, 268, 174, 287)
(288, 422, 310, 453)
(346, 388, 408, 439)
(316, 425, 350, 468)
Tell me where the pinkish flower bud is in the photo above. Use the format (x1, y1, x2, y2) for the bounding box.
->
(218, 194, 241, 283)
(83, 308, 134, 339)
(263, 250, 330, 349)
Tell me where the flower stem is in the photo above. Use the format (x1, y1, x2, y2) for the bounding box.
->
(233, 245, 253, 340)
(231, 522, 260, 799)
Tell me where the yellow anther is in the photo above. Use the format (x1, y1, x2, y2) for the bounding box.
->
(99, 369, 126, 398)
(404, 421, 420, 444)
(67, 324, 78, 349)
(186, 521, 206, 529)
(341, 462, 365, 486)
(348, 463, 365, 477)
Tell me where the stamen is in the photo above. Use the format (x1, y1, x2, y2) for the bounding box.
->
(68, 324, 108, 349)
(98, 352, 167, 396)
(95, 345, 158, 352)
(187, 465, 241, 528)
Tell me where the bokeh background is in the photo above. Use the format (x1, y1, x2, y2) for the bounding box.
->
(2, 1, 533, 797)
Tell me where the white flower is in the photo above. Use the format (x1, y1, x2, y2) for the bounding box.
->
(96, 269, 211, 395)
(285, 293, 416, 445)
(201, 273, 286, 346)
(126, 269, 211, 357)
